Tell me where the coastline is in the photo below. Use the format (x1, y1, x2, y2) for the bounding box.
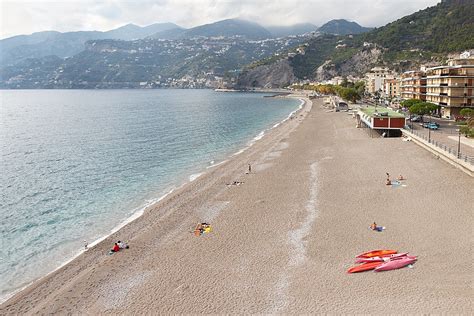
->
(2, 96, 472, 314)
(0, 94, 306, 306)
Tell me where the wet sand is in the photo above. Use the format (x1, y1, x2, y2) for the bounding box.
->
(1, 97, 472, 314)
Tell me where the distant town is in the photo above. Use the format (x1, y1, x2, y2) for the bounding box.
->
(292, 50, 473, 120)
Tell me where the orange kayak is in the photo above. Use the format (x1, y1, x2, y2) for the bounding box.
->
(356, 249, 397, 258)
(347, 261, 383, 273)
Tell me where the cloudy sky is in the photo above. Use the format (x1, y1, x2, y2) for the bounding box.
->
(1, 0, 440, 39)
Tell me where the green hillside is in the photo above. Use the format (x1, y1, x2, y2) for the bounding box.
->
(361, 0, 474, 53)
(289, 0, 474, 79)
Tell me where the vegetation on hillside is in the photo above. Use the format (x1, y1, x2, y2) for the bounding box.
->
(361, 0, 474, 53)
(290, 35, 341, 78)
(286, 0, 474, 80)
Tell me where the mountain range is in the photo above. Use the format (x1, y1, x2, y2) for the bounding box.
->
(237, 0, 474, 88)
(7, 0, 472, 91)
(0, 23, 181, 67)
(318, 19, 372, 35)
(0, 19, 369, 67)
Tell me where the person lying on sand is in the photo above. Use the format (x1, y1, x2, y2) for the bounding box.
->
(194, 223, 211, 236)
(397, 175, 405, 180)
(227, 181, 244, 186)
(117, 240, 129, 249)
(370, 222, 384, 232)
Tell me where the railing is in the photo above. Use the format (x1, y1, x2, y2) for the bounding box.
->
(405, 128, 474, 166)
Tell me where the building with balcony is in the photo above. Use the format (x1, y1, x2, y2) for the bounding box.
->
(383, 78, 401, 99)
(425, 57, 474, 118)
(400, 70, 427, 101)
(365, 67, 397, 94)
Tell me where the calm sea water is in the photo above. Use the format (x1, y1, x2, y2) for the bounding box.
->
(0, 89, 300, 300)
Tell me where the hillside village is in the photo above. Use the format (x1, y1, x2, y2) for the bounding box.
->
(298, 50, 474, 119)
(0, 35, 309, 89)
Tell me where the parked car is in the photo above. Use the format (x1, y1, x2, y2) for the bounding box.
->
(455, 116, 466, 122)
(427, 123, 439, 130)
(422, 122, 430, 128)
(410, 115, 422, 122)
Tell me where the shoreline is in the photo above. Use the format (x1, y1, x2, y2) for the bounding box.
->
(2, 96, 472, 314)
(0, 94, 306, 306)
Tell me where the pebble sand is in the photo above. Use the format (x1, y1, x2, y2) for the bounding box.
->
(1, 97, 472, 314)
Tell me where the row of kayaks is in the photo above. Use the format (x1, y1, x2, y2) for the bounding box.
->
(348, 250, 417, 273)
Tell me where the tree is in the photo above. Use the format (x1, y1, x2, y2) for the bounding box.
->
(354, 81, 365, 96)
(460, 108, 474, 118)
(340, 77, 349, 88)
(459, 108, 474, 136)
(409, 102, 438, 121)
(338, 87, 361, 103)
(401, 98, 423, 109)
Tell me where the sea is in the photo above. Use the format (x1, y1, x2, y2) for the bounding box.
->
(0, 89, 301, 302)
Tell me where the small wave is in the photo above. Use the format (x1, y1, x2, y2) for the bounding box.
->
(232, 148, 247, 156)
(189, 173, 203, 182)
(282, 98, 305, 123)
(88, 188, 175, 249)
(232, 99, 304, 158)
(206, 160, 228, 169)
(253, 131, 265, 141)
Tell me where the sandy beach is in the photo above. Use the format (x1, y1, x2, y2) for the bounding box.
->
(1, 96, 472, 314)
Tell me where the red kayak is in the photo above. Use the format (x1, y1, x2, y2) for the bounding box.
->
(355, 252, 409, 263)
(356, 249, 397, 259)
(347, 261, 383, 273)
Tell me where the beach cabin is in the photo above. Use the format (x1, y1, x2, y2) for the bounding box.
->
(356, 106, 406, 137)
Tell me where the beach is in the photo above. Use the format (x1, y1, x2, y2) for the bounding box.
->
(1, 96, 472, 314)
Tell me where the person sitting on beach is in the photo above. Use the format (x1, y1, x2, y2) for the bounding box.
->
(194, 223, 204, 236)
(370, 222, 377, 230)
(117, 240, 129, 249)
(386, 178, 392, 185)
(397, 174, 405, 181)
(194, 223, 211, 236)
(111, 242, 120, 252)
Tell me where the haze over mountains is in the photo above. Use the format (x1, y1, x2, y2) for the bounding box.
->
(0, 18, 368, 67)
(4, 0, 471, 91)
(238, 0, 474, 88)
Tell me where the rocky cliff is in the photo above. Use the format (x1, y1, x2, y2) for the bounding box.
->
(314, 47, 383, 81)
(235, 59, 296, 89)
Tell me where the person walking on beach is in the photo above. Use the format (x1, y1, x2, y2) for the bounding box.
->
(248, 164, 251, 174)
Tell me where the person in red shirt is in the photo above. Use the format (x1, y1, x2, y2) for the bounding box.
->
(112, 243, 120, 252)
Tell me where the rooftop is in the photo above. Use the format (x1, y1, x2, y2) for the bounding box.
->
(359, 106, 406, 118)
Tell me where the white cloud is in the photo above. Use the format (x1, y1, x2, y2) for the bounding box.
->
(0, 0, 441, 39)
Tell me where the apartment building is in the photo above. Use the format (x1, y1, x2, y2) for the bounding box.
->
(400, 70, 427, 101)
(425, 57, 474, 118)
(365, 67, 396, 94)
(383, 78, 401, 99)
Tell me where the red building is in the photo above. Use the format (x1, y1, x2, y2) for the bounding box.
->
(356, 107, 406, 137)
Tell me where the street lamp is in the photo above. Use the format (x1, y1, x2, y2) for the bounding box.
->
(428, 114, 431, 143)
(457, 129, 461, 159)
